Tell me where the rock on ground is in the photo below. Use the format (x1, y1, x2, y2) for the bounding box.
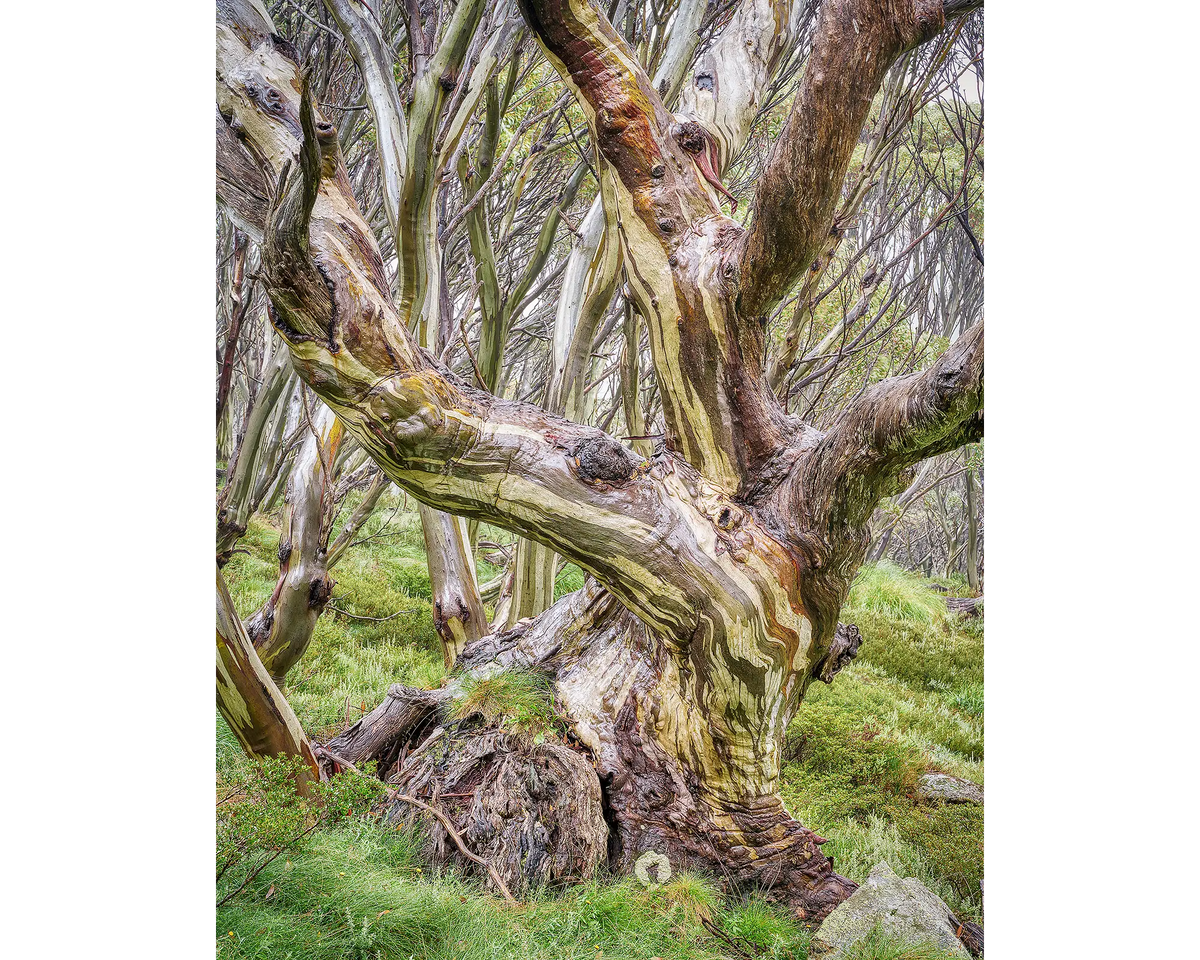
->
(811, 861, 971, 959)
(917, 772, 984, 804)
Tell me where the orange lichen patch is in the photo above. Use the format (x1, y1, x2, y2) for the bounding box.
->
(321, 416, 347, 467)
(522, 0, 669, 189)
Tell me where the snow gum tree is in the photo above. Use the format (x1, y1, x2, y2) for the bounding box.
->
(216, 0, 983, 922)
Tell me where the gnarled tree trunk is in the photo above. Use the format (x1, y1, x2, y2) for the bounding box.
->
(504, 0, 814, 623)
(216, 0, 983, 922)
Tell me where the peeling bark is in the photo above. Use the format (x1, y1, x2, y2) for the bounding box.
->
(814, 623, 863, 685)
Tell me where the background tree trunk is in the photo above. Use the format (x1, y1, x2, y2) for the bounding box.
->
(216, 567, 319, 792)
(965, 464, 980, 594)
(323, 0, 498, 666)
(216, 346, 297, 562)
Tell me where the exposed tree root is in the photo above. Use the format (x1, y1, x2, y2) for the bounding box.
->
(386, 726, 608, 895)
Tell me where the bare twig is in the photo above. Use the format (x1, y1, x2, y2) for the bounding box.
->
(314, 747, 518, 904)
(327, 603, 407, 622)
(700, 916, 756, 959)
(456, 310, 490, 390)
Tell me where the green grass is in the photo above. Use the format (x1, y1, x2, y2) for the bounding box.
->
(846, 562, 949, 625)
(219, 495, 983, 956)
(555, 562, 587, 600)
(779, 561, 985, 922)
(449, 670, 560, 736)
(222, 499, 449, 742)
(217, 822, 809, 960)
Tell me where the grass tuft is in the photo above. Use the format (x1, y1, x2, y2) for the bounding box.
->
(449, 670, 559, 736)
(847, 562, 948, 625)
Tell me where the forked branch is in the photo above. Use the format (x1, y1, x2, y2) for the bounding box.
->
(736, 0, 971, 318)
(802, 320, 984, 531)
(217, 6, 804, 646)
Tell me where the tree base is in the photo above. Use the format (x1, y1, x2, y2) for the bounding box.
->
(323, 660, 857, 921)
(385, 725, 608, 895)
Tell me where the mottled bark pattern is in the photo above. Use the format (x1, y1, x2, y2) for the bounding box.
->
(216, 566, 319, 791)
(215, 0, 984, 922)
(245, 405, 342, 682)
(358, 586, 857, 916)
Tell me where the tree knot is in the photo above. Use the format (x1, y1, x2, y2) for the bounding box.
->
(673, 120, 708, 155)
(308, 574, 334, 609)
(571, 436, 639, 485)
(671, 121, 737, 213)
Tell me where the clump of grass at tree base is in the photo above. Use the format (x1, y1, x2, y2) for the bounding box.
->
(449, 670, 561, 737)
(219, 494, 983, 955)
